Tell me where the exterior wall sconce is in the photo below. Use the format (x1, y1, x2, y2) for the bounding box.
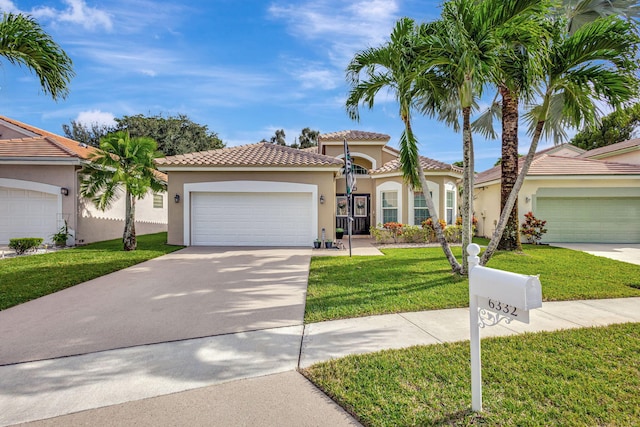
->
(525, 196, 531, 203)
(60, 187, 69, 196)
(174, 194, 181, 203)
(320, 194, 325, 204)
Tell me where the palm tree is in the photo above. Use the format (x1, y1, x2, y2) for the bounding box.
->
(0, 13, 74, 100)
(481, 0, 640, 254)
(419, 0, 546, 273)
(346, 17, 462, 273)
(80, 131, 166, 251)
(481, 15, 639, 264)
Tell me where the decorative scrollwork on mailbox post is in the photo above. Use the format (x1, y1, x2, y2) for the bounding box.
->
(478, 308, 513, 328)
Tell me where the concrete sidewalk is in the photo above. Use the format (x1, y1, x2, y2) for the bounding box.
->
(4, 297, 639, 426)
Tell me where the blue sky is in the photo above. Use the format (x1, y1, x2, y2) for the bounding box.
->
(1, 0, 561, 171)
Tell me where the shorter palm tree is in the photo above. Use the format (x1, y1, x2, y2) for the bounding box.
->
(0, 13, 74, 100)
(80, 131, 165, 251)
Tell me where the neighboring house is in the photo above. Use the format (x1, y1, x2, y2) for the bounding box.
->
(474, 141, 640, 243)
(0, 116, 168, 246)
(156, 130, 462, 247)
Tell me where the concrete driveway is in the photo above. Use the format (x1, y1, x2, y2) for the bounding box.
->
(0, 246, 311, 366)
(550, 243, 640, 266)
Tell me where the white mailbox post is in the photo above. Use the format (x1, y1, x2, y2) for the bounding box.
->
(467, 243, 542, 412)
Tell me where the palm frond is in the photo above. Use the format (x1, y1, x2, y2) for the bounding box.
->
(0, 13, 74, 100)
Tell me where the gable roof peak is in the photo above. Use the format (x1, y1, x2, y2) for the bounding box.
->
(319, 130, 390, 142)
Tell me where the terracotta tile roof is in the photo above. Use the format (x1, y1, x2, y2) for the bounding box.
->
(370, 156, 463, 175)
(0, 116, 168, 182)
(319, 130, 390, 142)
(0, 137, 79, 158)
(300, 146, 320, 153)
(475, 153, 640, 185)
(579, 138, 640, 158)
(0, 115, 96, 160)
(155, 142, 344, 167)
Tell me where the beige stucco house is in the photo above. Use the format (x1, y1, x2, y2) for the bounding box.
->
(0, 116, 168, 246)
(156, 130, 462, 247)
(474, 140, 640, 243)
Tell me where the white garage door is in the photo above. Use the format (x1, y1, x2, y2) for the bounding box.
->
(191, 192, 313, 246)
(0, 186, 58, 244)
(536, 197, 640, 243)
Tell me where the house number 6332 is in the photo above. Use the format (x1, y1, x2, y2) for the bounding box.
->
(488, 299, 518, 316)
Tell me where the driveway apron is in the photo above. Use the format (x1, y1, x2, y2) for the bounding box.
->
(0, 247, 311, 366)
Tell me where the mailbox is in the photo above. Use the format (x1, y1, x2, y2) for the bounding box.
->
(469, 265, 542, 311)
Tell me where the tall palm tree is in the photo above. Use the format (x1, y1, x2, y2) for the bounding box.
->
(420, 0, 546, 273)
(0, 13, 74, 100)
(481, 0, 640, 254)
(80, 131, 165, 251)
(481, 15, 639, 264)
(346, 17, 462, 273)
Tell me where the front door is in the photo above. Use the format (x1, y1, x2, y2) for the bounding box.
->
(336, 194, 370, 235)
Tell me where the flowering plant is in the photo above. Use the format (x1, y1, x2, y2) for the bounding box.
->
(521, 212, 547, 244)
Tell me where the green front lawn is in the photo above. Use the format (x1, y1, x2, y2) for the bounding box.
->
(306, 244, 640, 322)
(304, 322, 640, 427)
(0, 233, 183, 310)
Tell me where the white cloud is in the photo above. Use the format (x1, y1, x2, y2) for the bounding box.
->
(268, 0, 399, 65)
(0, 0, 19, 13)
(75, 110, 117, 127)
(29, 0, 112, 31)
(296, 68, 340, 90)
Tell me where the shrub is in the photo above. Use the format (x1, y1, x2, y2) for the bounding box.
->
(383, 222, 404, 243)
(455, 216, 479, 226)
(9, 238, 44, 255)
(521, 211, 548, 244)
(444, 225, 463, 243)
(400, 225, 428, 243)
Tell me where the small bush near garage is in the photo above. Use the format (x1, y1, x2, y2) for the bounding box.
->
(8, 238, 43, 255)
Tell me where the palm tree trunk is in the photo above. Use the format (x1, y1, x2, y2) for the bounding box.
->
(461, 105, 473, 274)
(497, 85, 522, 251)
(403, 117, 462, 273)
(123, 192, 137, 251)
(417, 166, 462, 273)
(481, 118, 545, 264)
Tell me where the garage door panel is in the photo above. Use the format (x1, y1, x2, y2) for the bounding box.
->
(536, 197, 640, 243)
(191, 192, 313, 246)
(0, 187, 58, 244)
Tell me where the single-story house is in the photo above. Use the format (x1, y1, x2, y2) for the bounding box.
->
(0, 116, 168, 246)
(473, 140, 640, 243)
(155, 130, 463, 247)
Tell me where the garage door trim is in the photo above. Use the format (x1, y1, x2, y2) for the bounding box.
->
(182, 181, 318, 246)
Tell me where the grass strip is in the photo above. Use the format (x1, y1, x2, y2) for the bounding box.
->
(306, 244, 640, 322)
(303, 322, 640, 427)
(0, 232, 183, 310)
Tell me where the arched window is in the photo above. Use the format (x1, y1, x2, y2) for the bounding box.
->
(341, 164, 369, 175)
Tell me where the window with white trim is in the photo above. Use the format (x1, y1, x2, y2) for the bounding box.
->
(413, 192, 430, 225)
(446, 189, 455, 224)
(382, 191, 398, 223)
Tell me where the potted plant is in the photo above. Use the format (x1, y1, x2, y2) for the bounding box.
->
(51, 221, 71, 247)
(325, 240, 333, 249)
(335, 228, 344, 239)
(313, 239, 322, 249)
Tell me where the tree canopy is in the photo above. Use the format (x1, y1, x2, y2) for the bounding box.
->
(63, 114, 224, 156)
(570, 102, 640, 150)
